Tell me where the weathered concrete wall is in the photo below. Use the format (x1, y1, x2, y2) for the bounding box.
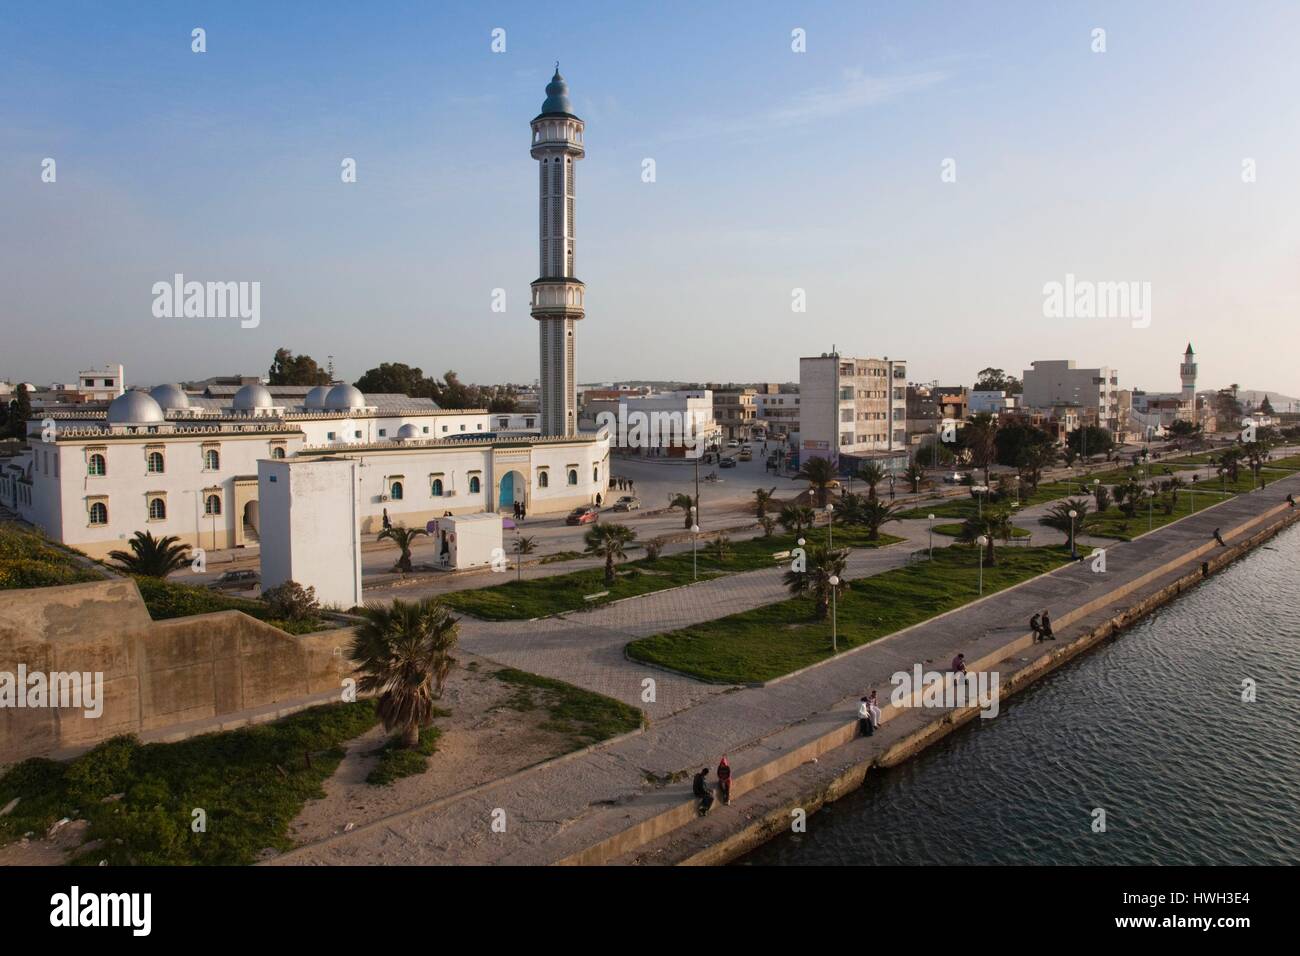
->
(0, 578, 353, 764)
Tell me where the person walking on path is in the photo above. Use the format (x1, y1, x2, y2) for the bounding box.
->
(693, 768, 714, 815)
(857, 697, 874, 737)
(1039, 610, 1055, 640)
(716, 756, 733, 806)
(382, 508, 392, 531)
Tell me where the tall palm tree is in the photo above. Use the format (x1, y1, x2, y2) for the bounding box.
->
(1016, 443, 1056, 494)
(778, 503, 816, 535)
(669, 492, 696, 529)
(857, 461, 886, 499)
(753, 486, 777, 519)
(349, 598, 460, 748)
(962, 414, 999, 483)
(584, 523, 636, 585)
(957, 504, 1015, 565)
(513, 534, 537, 580)
(377, 524, 429, 573)
(796, 456, 838, 508)
(109, 530, 190, 577)
(782, 545, 849, 620)
(855, 498, 905, 541)
(902, 461, 927, 494)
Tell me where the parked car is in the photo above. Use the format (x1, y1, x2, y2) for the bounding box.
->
(943, 472, 970, 484)
(566, 505, 600, 525)
(612, 495, 641, 511)
(719, 456, 738, 469)
(208, 569, 259, 591)
(727, 439, 740, 448)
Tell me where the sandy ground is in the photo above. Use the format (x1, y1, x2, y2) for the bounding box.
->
(278, 651, 597, 851)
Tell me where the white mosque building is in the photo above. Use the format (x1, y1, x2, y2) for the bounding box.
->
(1, 71, 609, 560)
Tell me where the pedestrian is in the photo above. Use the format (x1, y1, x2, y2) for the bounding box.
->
(692, 768, 714, 815)
(1213, 527, 1225, 547)
(382, 507, 392, 531)
(1287, 494, 1295, 508)
(867, 689, 881, 728)
(519, 502, 526, 522)
(628, 480, 634, 494)
(1029, 611, 1042, 642)
(1040, 610, 1054, 640)
(951, 653, 967, 676)
(716, 756, 732, 805)
(857, 696, 874, 737)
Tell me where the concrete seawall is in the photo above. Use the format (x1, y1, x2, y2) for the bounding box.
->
(603, 498, 1300, 866)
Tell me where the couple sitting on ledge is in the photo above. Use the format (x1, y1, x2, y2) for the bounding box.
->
(1030, 610, 1055, 642)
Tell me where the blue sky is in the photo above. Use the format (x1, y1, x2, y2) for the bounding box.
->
(3, 1, 1298, 396)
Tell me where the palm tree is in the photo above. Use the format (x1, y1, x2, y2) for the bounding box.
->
(753, 486, 777, 519)
(795, 456, 838, 508)
(1016, 443, 1056, 494)
(1040, 498, 1091, 536)
(109, 530, 190, 577)
(377, 524, 429, 573)
(584, 523, 636, 585)
(855, 498, 905, 541)
(712, 533, 732, 561)
(857, 461, 886, 499)
(513, 534, 537, 580)
(903, 461, 927, 494)
(349, 598, 460, 748)
(778, 503, 816, 535)
(669, 492, 696, 530)
(962, 414, 999, 483)
(957, 504, 1015, 565)
(782, 545, 849, 620)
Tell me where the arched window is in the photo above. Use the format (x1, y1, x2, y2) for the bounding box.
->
(147, 451, 164, 474)
(592, 465, 599, 483)
(204, 494, 221, 516)
(204, 449, 220, 470)
(431, 478, 444, 496)
(390, 481, 404, 500)
(469, 476, 481, 494)
(271, 446, 286, 459)
(148, 497, 167, 520)
(88, 502, 108, 525)
(538, 471, 549, 489)
(567, 469, 578, 486)
(88, 454, 106, 476)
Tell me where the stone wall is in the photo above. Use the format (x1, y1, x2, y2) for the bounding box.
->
(0, 579, 353, 765)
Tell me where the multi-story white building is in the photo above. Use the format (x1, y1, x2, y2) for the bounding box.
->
(1021, 360, 1121, 433)
(799, 353, 908, 470)
(969, 389, 1018, 416)
(753, 385, 799, 439)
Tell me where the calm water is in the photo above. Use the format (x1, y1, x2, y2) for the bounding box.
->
(743, 522, 1300, 866)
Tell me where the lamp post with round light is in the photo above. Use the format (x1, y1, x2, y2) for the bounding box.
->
(1143, 487, 1154, 533)
(828, 574, 840, 653)
(690, 506, 698, 581)
(928, 512, 936, 560)
(825, 503, 835, 549)
(977, 535, 988, 596)
(973, 484, 989, 519)
(1068, 508, 1079, 559)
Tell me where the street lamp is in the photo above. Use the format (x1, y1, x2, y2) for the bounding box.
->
(1068, 508, 1079, 559)
(828, 574, 840, 652)
(690, 506, 698, 581)
(825, 503, 835, 549)
(973, 484, 989, 518)
(977, 535, 989, 596)
(1143, 488, 1154, 533)
(1218, 466, 1225, 493)
(888, 473, 896, 500)
(928, 513, 936, 560)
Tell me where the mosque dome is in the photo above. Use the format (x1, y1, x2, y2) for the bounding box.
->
(325, 384, 366, 411)
(232, 383, 274, 409)
(540, 68, 573, 115)
(304, 385, 330, 409)
(396, 423, 420, 441)
(149, 383, 190, 410)
(106, 391, 165, 425)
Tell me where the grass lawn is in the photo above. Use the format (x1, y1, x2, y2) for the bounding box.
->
(0, 701, 379, 865)
(0, 523, 101, 590)
(134, 575, 333, 634)
(1067, 489, 1229, 540)
(625, 546, 1071, 684)
(491, 668, 645, 748)
(442, 528, 903, 620)
(933, 522, 1030, 538)
(364, 708, 450, 786)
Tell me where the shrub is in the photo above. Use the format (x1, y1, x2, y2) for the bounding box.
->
(262, 580, 319, 622)
(644, 539, 663, 562)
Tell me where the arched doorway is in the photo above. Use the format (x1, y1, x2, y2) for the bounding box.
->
(242, 500, 260, 543)
(497, 470, 527, 511)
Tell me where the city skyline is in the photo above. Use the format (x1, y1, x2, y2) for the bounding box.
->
(3, 1, 1298, 393)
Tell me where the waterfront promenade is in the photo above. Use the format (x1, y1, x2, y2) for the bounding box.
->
(269, 469, 1300, 866)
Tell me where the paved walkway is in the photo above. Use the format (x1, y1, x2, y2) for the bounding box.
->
(267, 465, 1300, 866)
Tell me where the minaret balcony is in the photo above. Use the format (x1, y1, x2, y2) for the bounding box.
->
(530, 278, 585, 315)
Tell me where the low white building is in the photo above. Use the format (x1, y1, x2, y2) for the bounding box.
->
(1, 382, 608, 559)
(969, 389, 1018, 416)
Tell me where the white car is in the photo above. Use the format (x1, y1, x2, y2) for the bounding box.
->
(727, 439, 740, 448)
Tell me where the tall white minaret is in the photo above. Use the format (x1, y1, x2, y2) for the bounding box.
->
(1180, 342, 1197, 423)
(530, 67, 585, 436)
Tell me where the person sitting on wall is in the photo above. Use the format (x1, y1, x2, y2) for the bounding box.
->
(693, 768, 714, 816)
(1287, 494, 1295, 508)
(857, 697, 874, 737)
(1213, 527, 1226, 547)
(1030, 612, 1043, 642)
(951, 653, 967, 676)
(1039, 610, 1055, 640)
(867, 689, 882, 728)
(716, 756, 733, 806)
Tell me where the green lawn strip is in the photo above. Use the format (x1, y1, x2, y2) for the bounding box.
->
(625, 546, 1071, 684)
(491, 668, 644, 749)
(933, 522, 1030, 538)
(0, 701, 379, 865)
(0, 523, 101, 590)
(442, 529, 903, 621)
(364, 707, 450, 786)
(1063, 491, 1229, 541)
(133, 575, 330, 634)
